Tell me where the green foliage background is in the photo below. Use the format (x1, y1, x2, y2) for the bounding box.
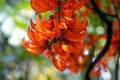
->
(0, 0, 82, 80)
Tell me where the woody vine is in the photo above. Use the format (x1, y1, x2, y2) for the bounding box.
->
(22, 0, 120, 80)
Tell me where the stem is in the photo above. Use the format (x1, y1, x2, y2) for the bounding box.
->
(112, 0, 120, 21)
(85, 0, 113, 80)
(58, 0, 61, 22)
(84, 4, 94, 11)
(24, 60, 30, 80)
(115, 51, 120, 80)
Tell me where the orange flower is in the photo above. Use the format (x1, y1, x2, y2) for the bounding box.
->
(63, 30, 87, 42)
(64, 17, 88, 32)
(90, 65, 100, 77)
(52, 54, 66, 71)
(61, 0, 87, 17)
(30, 0, 57, 12)
(22, 37, 45, 54)
(23, 0, 88, 73)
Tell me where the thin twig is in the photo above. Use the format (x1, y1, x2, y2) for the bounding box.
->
(103, 13, 116, 17)
(84, 4, 94, 11)
(58, 0, 61, 23)
(115, 51, 120, 80)
(84, 4, 116, 18)
(112, 0, 120, 21)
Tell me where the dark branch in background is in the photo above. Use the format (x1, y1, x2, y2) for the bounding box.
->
(85, 4, 116, 18)
(85, 0, 113, 80)
(103, 13, 116, 17)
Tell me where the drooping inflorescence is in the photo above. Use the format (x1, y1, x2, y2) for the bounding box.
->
(22, 0, 88, 73)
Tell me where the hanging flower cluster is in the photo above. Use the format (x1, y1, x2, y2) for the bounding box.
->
(22, 0, 88, 73)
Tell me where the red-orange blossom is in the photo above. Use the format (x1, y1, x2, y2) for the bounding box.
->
(23, 0, 88, 73)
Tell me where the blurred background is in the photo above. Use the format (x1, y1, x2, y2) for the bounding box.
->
(0, 0, 82, 80)
(0, 0, 119, 80)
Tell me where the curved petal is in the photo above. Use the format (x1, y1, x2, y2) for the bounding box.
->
(64, 29, 87, 42)
(22, 38, 45, 54)
(30, 19, 36, 29)
(27, 27, 35, 41)
(51, 55, 66, 71)
(65, 17, 88, 32)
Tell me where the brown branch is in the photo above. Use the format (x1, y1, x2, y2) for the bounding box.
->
(85, 0, 113, 80)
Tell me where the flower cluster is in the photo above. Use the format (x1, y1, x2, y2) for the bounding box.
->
(22, 0, 88, 73)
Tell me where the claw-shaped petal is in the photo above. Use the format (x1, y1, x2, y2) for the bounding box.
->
(64, 29, 87, 42)
(30, 19, 36, 29)
(36, 15, 56, 40)
(51, 55, 66, 71)
(22, 38, 45, 54)
(65, 17, 88, 32)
